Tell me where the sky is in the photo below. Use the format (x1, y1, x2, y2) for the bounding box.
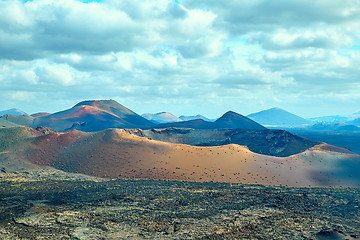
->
(1, 0, 360, 118)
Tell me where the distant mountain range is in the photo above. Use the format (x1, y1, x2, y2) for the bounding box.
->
(308, 115, 350, 124)
(3, 102, 360, 133)
(141, 113, 214, 124)
(309, 112, 360, 124)
(310, 121, 360, 132)
(1, 101, 360, 187)
(247, 107, 311, 127)
(0, 108, 27, 117)
(141, 112, 182, 124)
(0, 101, 265, 132)
(153, 111, 266, 130)
(179, 114, 213, 122)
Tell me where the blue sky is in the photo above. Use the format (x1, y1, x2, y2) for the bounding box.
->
(1, 0, 360, 118)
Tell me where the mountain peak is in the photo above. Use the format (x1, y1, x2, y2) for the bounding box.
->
(0, 108, 27, 117)
(74, 99, 118, 108)
(247, 107, 311, 127)
(215, 111, 266, 130)
(222, 110, 241, 116)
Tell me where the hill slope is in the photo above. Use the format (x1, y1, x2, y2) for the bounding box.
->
(0, 118, 19, 127)
(248, 107, 311, 127)
(0, 126, 359, 187)
(0, 114, 35, 126)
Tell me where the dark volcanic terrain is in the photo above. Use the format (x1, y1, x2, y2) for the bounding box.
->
(0, 170, 359, 239)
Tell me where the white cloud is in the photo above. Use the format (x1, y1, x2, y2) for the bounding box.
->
(247, 28, 354, 50)
(0, 0, 360, 117)
(36, 65, 74, 86)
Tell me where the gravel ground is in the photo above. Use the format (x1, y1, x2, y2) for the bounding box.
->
(0, 169, 359, 239)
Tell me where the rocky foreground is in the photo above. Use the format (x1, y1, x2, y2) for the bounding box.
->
(0, 169, 360, 240)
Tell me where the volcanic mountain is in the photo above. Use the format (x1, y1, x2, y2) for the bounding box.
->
(0, 126, 359, 187)
(153, 111, 266, 130)
(142, 112, 182, 124)
(1, 100, 155, 132)
(215, 111, 266, 130)
(247, 107, 311, 127)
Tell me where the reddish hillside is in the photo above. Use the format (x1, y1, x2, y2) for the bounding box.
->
(30, 100, 155, 132)
(2, 127, 358, 187)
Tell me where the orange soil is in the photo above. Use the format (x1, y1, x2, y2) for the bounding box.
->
(17, 129, 359, 187)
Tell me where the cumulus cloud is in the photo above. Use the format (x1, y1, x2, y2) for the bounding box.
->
(0, 0, 360, 117)
(247, 29, 354, 50)
(181, 0, 360, 34)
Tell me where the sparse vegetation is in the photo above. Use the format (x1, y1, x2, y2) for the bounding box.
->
(0, 170, 359, 239)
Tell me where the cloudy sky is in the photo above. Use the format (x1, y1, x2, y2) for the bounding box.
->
(1, 0, 360, 118)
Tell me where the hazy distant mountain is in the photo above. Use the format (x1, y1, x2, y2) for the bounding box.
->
(308, 111, 360, 124)
(179, 114, 213, 122)
(154, 111, 265, 130)
(247, 107, 311, 127)
(351, 111, 360, 118)
(349, 118, 360, 126)
(309, 115, 350, 123)
(0, 108, 27, 117)
(310, 121, 360, 132)
(142, 112, 182, 124)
